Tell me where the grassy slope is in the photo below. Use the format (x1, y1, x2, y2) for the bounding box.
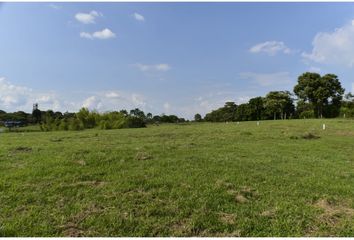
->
(0, 119, 354, 236)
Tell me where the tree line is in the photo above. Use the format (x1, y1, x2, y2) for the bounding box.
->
(196, 72, 353, 122)
(1, 72, 354, 131)
(0, 107, 187, 131)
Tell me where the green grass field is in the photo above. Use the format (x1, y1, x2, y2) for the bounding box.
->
(1, 119, 354, 236)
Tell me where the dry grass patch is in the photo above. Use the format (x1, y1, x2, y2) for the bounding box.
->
(235, 194, 249, 203)
(10, 146, 32, 154)
(60, 204, 103, 237)
(218, 212, 236, 224)
(302, 132, 320, 140)
(171, 219, 192, 236)
(76, 160, 86, 166)
(314, 199, 354, 219)
(200, 229, 241, 237)
(68, 180, 107, 187)
(227, 186, 258, 204)
(260, 209, 276, 218)
(307, 198, 354, 236)
(135, 151, 153, 161)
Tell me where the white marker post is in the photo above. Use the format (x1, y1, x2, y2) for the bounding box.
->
(322, 124, 326, 130)
(257, 121, 260, 126)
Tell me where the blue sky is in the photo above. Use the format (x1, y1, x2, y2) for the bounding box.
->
(1, 2, 354, 119)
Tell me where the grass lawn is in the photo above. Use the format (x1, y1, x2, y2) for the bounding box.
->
(0, 119, 354, 236)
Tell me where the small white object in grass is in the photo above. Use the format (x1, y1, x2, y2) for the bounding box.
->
(257, 121, 260, 126)
(344, 113, 346, 118)
(237, 122, 240, 125)
(322, 124, 326, 130)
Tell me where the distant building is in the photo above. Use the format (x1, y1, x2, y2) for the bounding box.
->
(2, 120, 24, 128)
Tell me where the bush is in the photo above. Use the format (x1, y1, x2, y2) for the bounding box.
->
(38, 108, 146, 132)
(68, 118, 84, 131)
(340, 107, 354, 118)
(58, 119, 69, 131)
(299, 110, 315, 119)
(126, 116, 146, 128)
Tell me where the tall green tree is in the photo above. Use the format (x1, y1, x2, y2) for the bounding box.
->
(248, 96, 265, 120)
(194, 113, 202, 122)
(264, 91, 294, 120)
(204, 102, 238, 122)
(294, 72, 344, 118)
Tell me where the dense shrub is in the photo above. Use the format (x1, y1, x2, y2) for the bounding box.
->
(340, 107, 354, 118)
(39, 108, 146, 131)
(126, 116, 146, 128)
(68, 118, 84, 131)
(299, 110, 315, 119)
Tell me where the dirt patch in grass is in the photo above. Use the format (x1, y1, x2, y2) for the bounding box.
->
(76, 160, 86, 166)
(235, 194, 248, 203)
(314, 198, 354, 219)
(62, 224, 85, 237)
(213, 230, 242, 237)
(215, 180, 234, 190)
(61, 204, 103, 237)
(307, 198, 354, 236)
(227, 186, 258, 204)
(171, 219, 192, 236)
(240, 186, 259, 198)
(200, 229, 241, 237)
(68, 180, 107, 187)
(10, 146, 32, 153)
(135, 151, 153, 161)
(302, 132, 320, 140)
(218, 212, 236, 224)
(260, 209, 276, 218)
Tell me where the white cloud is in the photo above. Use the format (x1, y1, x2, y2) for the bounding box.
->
(250, 41, 291, 56)
(48, 4, 62, 10)
(80, 28, 116, 40)
(135, 63, 171, 72)
(177, 92, 253, 120)
(303, 20, 354, 67)
(131, 94, 146, 107)
(239, 72, 292, 87)
(82, 96, 102, 110)
(105, 91, 120, 99)
(133, 12, 145, 21)
(80, 91, 149, 112)
(0, 77, 151, 114)
(0, 77, 63, 112)
(75, 10, 101, 24)
(155, 64, 170, 71)
(80, 32, 93, 39)
(0, 77, 31, 108)
(308, 66, 321, 73)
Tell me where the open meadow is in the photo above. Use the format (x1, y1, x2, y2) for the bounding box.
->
(1, 119, 354, 236)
